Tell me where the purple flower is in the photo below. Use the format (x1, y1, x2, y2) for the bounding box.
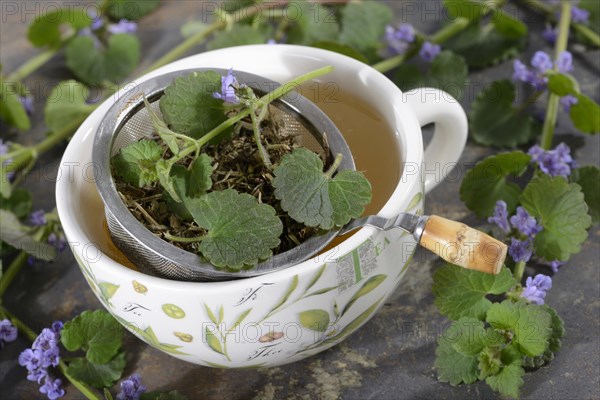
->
(91, 16, 104, 31)
(19, 348, 44, 371)
(488, 200, 510, 233)
(560, 94, 578, 112)
(509, 238, 533, 263)
(108, 19, 137, 35)
(571, 6, 590, 24)
(267, 39, 277, 45)
(33, 328, 58, 352)
(385, 24, 415, 55)
(542, 25, 557, 44)
(510, 207, 543, 238)
(20, 96, 34, 115)
(48, 233, 67, 252)
(39, 377, 65, 400)
(213, 68, 240, 104)
(521, 274, 552, 305)
(531, 51, 553, 74)
(420, 41, 441, 62)
(117, 373, 147, 400)
(512, 55, 548, 90)
(548, 260, 564, 273)
(0, 319, 18, 347)
(555, 51, 574, 73)
(51, 321, 64, 335)
(27, 368, 47, 383)
(29, 210, 46, 226)
(528, 142, 573, 178)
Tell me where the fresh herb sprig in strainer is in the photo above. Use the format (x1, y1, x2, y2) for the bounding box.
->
(110, 66, 372, 270)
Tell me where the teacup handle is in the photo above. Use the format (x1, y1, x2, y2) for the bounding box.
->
(402, 88, 468, 193)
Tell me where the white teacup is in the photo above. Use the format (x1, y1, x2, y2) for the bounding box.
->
(56, 45, 467, 367)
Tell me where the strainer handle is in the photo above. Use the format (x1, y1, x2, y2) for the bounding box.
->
(402, 88, 468, 194)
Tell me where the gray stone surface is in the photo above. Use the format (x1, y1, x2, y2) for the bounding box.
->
(1, 1, 598, 399)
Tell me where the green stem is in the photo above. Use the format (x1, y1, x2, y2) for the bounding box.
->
(250, 106, 272, 169)
(324, 153, 343, 178)
(372, 16, 470, 73)
(540, 1, 571, 150)
(0, 252, 28, 298)
(142, 2, 285, 74)
(6, 48, 59, 82)
(0, 226, 49, 297)
(513, 261, 526, 282)
(163, 232, 205, 243)
(0, 305, 102, 400)
(517, 0, 600, 47)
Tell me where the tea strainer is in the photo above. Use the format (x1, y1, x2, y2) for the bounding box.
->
(94, 68, 507, 282)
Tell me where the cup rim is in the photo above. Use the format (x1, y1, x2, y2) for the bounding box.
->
(55, 44, 424, 290)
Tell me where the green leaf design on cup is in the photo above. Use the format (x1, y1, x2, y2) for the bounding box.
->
(299, 309, 331, 332)
(205, 327, 225, 356)
(98, 282, 120, 301)
(162, 303, 186, 319)
(341, 274, 387, 316)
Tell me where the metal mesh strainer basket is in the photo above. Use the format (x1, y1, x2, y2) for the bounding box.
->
(93, 68, 354, 282)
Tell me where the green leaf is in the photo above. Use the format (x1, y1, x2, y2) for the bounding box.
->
(571, 165, 600, 224)
(159, 71, 230, 139)
(204, 304, 218, 325)
(305, 264, 327, 293)
(188, 154, 213, 197)
(230, 308, 252, 331)
(435, 321, 480, 385)
(298, 309, 330, 332)
(273, 148, 372, 230)
(342, 274, 386, 315)
(487, 300, 552, 357)
(460, 151, 531, 218)
(67, 352, 126, 389)
(543, 305, 564, 354)
(433, 265, 516, 320)
(61, 310, 123, 364)
(65, 34, 140, 85)
(45, 80, 94, 133)
(0, 210, 57, 261)
(311, 41, 368, 64)
(324, 297, 384, 344)
(443, 0, 485, 21)
(157, 160, 180, 202)
(469, 80, 537, 147)
(521, 174, 592, 261)
(339, 2, 392, 54)
(207, 25, 267, 50)
(493, 11, 527, 39)
(107, 0, 161, 20)
(450, 318, 504, 356)
(271, 275, 299, 314)
(395, 51, 468, 100)
(287, 3, 339, 45)
(478, 346, 502, 380)
(187, 189, 282, 269)
(444, 23, 526, 68)
(205, 326, 225, 355)
(547, 73, 580, 97)
(143, 97, 180, 155)
(0, 188, 32, 218)
(28, 7, 91, 48)
(0, 81, 30, 130)
(570, 93, 600, 134)
(98, 282, 119, 301)
(111, 140, 162, 188)
(485, 362, 525, 399)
